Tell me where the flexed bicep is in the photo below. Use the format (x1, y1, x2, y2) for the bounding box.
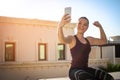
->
(87, 36, 106, 46)
(88, 21, 107, 45)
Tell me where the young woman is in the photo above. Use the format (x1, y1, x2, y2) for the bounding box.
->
(58, 14, 114, 80)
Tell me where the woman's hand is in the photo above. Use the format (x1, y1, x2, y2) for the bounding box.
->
(93, 21, 102, 28)
(58, 14, 71, 28)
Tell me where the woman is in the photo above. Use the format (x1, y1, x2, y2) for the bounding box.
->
(58, 14, 114, 80)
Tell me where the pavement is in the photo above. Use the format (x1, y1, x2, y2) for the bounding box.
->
(39, 72, 120, 80)
(39, 77, 69, 80)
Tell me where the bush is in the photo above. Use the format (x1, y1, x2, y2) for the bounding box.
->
(98, 63, 120, 72)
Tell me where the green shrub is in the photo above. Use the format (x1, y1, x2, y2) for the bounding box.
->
(98, 63, 120, 72)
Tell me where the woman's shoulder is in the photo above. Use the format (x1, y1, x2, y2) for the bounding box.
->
(86, 36, 95, 41)
(68, 35, 76, 49)
(67, 35, 76, 39)
(86, 36, 94, 45)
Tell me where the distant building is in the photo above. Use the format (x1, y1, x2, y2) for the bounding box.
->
(103, 36, 120, 64)
(109, 35, 120, 43)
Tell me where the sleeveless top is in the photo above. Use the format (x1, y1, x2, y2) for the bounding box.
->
(70, 35, 91, 68)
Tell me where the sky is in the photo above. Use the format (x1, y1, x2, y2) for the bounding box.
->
(0, 0, 120, 39)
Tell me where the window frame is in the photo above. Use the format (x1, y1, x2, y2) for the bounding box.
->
(38, 43, 47, 61)
(58, 43, 66, 60)
(5, 42, 15, 61)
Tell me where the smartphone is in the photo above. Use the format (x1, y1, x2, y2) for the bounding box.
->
(64, 7, 71, 15)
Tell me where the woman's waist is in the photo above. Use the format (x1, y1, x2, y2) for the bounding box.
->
(71, 61, 88, 69)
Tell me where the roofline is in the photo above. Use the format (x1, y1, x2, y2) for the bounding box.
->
(0, 16, 76, 28)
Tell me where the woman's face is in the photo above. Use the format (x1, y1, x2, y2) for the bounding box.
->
(77, 18, 89, 34)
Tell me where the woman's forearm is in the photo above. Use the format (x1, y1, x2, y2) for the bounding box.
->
(58, 14, 71, 43)
(99, 26, 107, 44)
(58, 26, 66, 43)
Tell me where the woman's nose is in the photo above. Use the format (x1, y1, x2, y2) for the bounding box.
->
(81, 25, 84, 29)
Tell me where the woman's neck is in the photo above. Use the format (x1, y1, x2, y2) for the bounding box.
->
(76, 33, 84, 39)
(76, 33, 87, 44)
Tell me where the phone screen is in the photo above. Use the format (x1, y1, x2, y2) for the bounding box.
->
(64, 7, 71, 15)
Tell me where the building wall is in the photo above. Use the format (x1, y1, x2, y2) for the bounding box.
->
(0, 16, 75, 62)
(102, 46, 115, 63)
(0, 59, 108, 80)
(91, 45, 120, 64)
(89, 46, 101, 59)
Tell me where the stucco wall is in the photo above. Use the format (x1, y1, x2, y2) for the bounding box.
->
(0, 59, 108, 80)
(0, 16, 75, 62)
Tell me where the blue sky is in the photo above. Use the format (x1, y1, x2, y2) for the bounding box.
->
(0, 0, 120, 39)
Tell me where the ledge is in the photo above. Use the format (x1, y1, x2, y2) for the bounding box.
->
(0, 61, 70, 69)
(0, 59, 109, 69)
(109, 72, 120, 79)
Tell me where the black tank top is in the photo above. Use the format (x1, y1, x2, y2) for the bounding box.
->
(70, 35, 91, 68)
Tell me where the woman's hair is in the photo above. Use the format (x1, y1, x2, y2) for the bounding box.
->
(79, 17, 89, 25)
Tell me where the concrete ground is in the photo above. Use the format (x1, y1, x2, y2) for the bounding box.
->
(39, 77, 69, 80)
(39, 72, 120, 80)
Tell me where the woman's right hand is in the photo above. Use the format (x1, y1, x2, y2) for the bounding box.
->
(58, 14, 71, 28)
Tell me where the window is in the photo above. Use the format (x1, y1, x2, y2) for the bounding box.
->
(58, 44, 65, 60)
(5, 42, 15, 61)
(38, 43, 47, 61)
(115, 45, 120, 58)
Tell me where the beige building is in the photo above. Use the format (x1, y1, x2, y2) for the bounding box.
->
(0, 16, 110, 80)
(0, 16, 76, 62)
